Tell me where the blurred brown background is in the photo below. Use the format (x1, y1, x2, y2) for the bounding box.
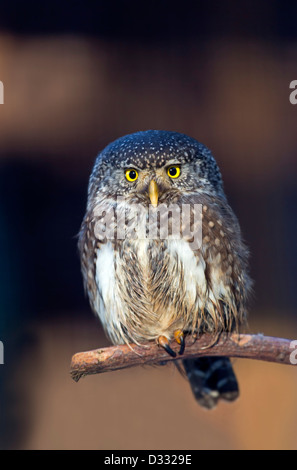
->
(0, 0, 297, 450)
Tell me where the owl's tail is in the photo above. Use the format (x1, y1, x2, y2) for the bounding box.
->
(182, 356, 239, 410)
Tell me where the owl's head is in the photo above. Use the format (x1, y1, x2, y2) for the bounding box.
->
(89, 130, 224, 207)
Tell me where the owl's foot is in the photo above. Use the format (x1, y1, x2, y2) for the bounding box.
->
(174, 329, 185, 355)
(157, 335, 176, 358)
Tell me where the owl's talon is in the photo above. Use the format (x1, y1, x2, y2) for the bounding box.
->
(174, 330, 185, 355)
(178, 335, 185, 355)
(157, 335, 177, 357)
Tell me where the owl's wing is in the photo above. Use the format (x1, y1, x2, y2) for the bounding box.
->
(180, 192, 251, 329)
(178, 193, 248, 409)
(78, 215, 100, 313)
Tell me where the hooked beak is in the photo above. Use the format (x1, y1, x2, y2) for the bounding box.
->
(149, 180, 159, 207)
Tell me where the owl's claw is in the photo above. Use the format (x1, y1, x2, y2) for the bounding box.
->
(157, 335, 177, 357)
(174, 330, 185, 355)
(157, 332, 185, 357)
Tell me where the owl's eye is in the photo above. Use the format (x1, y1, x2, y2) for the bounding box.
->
(167, 165, 181, 179)
(125, 169, 139, 182)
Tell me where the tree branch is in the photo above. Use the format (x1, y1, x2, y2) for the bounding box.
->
(70, 333, 296, 382)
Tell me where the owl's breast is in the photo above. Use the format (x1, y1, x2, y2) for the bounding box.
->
(94, 235, 212, 344)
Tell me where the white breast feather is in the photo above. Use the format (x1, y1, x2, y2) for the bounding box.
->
(95, 242, 118, 332)
(168, 239, 207, 302)
(94, 237, 229, 342)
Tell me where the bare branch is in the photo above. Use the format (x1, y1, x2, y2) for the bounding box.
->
(70, 333, 295, 382)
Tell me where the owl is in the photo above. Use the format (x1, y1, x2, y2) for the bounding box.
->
(78, 130, 252, 409)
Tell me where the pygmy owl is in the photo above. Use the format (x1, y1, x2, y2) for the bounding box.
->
(78, 130, 251, 409)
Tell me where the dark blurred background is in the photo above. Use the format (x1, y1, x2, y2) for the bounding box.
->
(0, 0, 297, 450)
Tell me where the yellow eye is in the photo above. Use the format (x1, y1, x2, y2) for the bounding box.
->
(125, 169, 139, 182)
(167, 165, 181, 179)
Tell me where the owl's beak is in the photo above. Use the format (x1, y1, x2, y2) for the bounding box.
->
(149, 180, 159, 207)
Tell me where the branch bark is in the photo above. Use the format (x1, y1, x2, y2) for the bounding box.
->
(70, 333, 296, 382)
